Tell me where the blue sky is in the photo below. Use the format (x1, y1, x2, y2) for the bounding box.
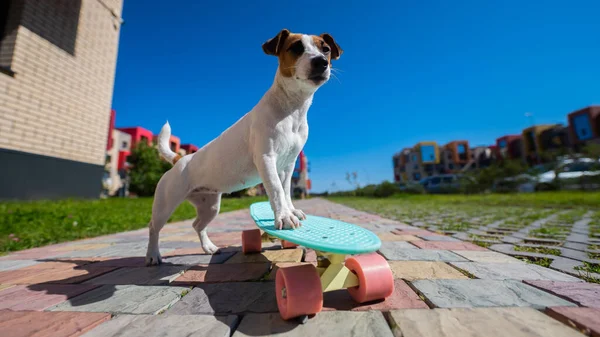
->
(112, 0, 600, 193)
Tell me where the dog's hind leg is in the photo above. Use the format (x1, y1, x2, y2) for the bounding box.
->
(145, 171, 188, 266)
(188, 192, 221, 254)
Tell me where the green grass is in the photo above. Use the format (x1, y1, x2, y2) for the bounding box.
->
(349, 191, 600, 209)
(514, 245, 561, 256)
(472, 240, 492, 248)
(528, 226, 569, 239)
(515, 256, 553, 268)
(589, 252, 600, 260)
(0, 196, 267, 253)
(574, 262, 600, 284)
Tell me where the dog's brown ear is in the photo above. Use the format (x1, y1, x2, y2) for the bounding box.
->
(320, 33, 343, 60)
(262, 29, 291, 56)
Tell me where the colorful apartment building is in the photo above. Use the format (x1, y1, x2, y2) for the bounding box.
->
(539, 125, 570, 152)
(522, 124, 565, 164)
(181, 144, 199, 155)
(392, 148, 412, 182)
(393, 143, 442, 182)
(291, 150, 311, 198)
(117, 127, 154, 148)
(568, 106, 600, 148)
(0, 0, 124, 200)
(496, 135, 522, 160)
(441, 141, 470, 173)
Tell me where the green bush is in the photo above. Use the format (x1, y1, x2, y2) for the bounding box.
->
(373, 181, 400, 198)
(128, 142, 172, 197)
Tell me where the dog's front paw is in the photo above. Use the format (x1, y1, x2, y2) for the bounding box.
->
(275, 210, 301, 230)
(291, 208, 307, 220)
(202, 242, 220, 255)
(145, 251, 162, 266)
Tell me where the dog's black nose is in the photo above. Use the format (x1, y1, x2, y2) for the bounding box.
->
(311, 56, 329, 72)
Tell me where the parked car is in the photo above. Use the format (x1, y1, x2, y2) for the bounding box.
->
(495, 158, 600, 192)
(534, 158, 600, 191)
(421, 174, 474, 194)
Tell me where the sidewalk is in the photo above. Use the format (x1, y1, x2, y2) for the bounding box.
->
(0, 198, 598, 337)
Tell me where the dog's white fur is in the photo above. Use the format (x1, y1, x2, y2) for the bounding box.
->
(145, 33, 337, 265)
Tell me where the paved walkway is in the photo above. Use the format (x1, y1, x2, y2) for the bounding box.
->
(0, 198, 599, 337)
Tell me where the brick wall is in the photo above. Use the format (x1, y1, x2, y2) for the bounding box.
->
(0, 0, 123, 166)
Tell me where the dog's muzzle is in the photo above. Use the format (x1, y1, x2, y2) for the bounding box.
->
(308, 56, 329, 83)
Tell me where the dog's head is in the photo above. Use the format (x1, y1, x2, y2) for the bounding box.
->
(262, 29, 342, 88)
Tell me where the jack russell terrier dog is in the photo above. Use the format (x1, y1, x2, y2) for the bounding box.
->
(146, 29, 342, 265)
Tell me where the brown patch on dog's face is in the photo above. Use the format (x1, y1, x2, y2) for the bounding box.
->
(277, 34, 304, 77)
(319, 33, 343, 61)
(262, 29, 342, 79)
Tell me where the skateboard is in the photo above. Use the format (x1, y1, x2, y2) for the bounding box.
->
(242, 201, 395, 321)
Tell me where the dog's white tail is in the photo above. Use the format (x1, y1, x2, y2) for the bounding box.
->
(157, 121, 182, 165)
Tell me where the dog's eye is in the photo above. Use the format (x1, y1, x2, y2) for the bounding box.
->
(322, 45, 331, 54)
(288, 41, 304, 55)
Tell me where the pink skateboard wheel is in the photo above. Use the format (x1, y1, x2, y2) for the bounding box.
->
(275, 263, 323, 320)
(242, 229, 262, 254)
(345, 252, 394, 303)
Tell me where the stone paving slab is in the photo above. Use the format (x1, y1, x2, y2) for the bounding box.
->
(545, 307, 600, 337)
(411, 241, 488, 251)
(49, 285, 189, 314)
(168, 282, 278, 315)
(81, 314, 239, 337)
(451, 262, 583, 282)
(388, 261, 469, 281)
(51, 243, 111, 252)
(0, 284, 14, 292)
(378, 233, 422, 242)
(378, 248, 468, 262)
(232, 311, 394, 337)
(388, 307, 587, 337)
(0, 284, 99, 311)
(172, 263, 271, 284)
(0, 310, 111, 337)
(419, 235, 461, 242)
(412, 279, 578, 309)
(323, 279, 429, 311)
(224, 249, 303, 264)
(0, 260, 40, 271)
(393, 229, 441, 236)
(83, 266, 188, 285)
(525, 281, 600, 308)
(20, 260, 98, 270)
(451, 250, 525, 263)
(0, 265, 118, 285)
(379, 241, 419, 251)
(162, 252, 235, 265)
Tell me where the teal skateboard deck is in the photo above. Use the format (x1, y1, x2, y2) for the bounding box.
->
(249, 201, 381, 255)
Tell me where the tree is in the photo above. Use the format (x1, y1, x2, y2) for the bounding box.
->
(128, 142, 172, 197)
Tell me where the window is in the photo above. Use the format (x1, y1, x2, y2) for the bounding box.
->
(140, 135, 149, 144)
(170, 142, 177, 151)
(121, 141, 128, 149)
(573, 114, 593, 141)
(442, 176, 454, 183)
(430, 177, 441, 184)
(420, 145, 436, 163)
(413, 173, 421, 180)
(448, 163, 454, 169)
(0, 0, 15, 75)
